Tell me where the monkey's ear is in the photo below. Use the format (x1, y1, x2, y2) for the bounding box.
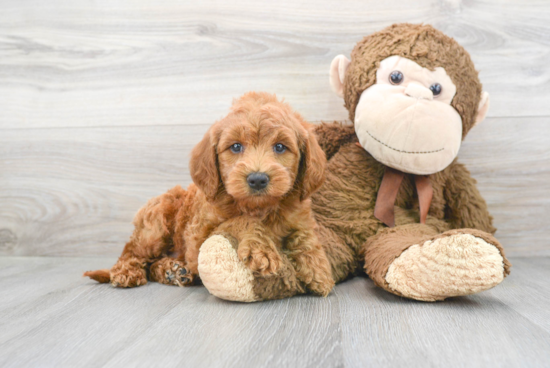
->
(330, 55, 351, 98)
(473, 91, 490, 128)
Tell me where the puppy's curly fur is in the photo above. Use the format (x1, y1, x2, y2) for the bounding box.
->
(84, 92, 334, 296)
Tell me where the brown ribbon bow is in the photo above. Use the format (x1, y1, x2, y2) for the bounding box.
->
(374, 166, 433, 227)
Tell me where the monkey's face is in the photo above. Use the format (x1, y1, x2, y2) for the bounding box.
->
(354, 56, 462, 175)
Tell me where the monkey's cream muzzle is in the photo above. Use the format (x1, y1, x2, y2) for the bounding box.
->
(354, 56, 462, 175)
(355, 83, 462, 175)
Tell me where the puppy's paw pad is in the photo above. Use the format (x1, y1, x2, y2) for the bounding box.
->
(165, 270, 175, 283)
(177, 268, 194, 286)
(164, 261, 193, 286)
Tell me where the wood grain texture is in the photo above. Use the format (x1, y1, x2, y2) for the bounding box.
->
(0, 0, 549, 131)
(0, 124, 205, 257)
(336, 261, 550, 368)
(1, 117, 548, 257)
(0, 256, 549, 368)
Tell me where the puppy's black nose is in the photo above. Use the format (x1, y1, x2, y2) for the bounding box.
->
(247, 172, 269, 191)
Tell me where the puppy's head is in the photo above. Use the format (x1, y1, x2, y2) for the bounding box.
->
(190, 92, 326, 213)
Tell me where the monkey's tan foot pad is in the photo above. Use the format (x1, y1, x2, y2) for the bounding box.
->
(150, 259, 194, 287)
(385, 232, 507, 302)
(198, 235, 260, 302)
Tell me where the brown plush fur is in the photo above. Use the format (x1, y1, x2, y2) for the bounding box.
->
(310, 122, 510, 299)
(239, 24, 510, 301)
(85, 92, 334, 295)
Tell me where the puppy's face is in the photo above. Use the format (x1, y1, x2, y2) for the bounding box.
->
(190, 92, 326, 213)
(217, 110, 301, 209)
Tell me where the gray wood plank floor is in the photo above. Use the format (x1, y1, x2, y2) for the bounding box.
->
(0, 256, 549, 368)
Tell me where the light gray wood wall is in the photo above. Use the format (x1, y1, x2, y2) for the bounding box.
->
(1, 0, 549, 257)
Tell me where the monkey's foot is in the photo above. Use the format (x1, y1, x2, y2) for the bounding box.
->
(149, 258, 194, 286)
(198, 235, 259, 302)
(199, 235, 309, 302)
(384, 230, 511, 301)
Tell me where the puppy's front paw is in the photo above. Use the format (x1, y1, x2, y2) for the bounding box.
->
(307, 275, 335, 297)
(238, 240, 281, 276)
(296, 265, 334, 297)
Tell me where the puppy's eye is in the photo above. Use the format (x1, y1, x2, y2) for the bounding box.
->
(274, 143, 286, 154)
(230, 143, 243, 153)
(389, 71, 404, 85)
(430, 83, 442, 96)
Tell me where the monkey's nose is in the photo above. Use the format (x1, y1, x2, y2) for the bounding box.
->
(247, 172, 270, 191)
(404, 83, 433, 100)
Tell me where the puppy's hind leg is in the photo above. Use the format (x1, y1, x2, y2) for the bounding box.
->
(108, 186, 188, 288)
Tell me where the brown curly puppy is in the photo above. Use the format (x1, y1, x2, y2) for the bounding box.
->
(84, 92, 334, 296)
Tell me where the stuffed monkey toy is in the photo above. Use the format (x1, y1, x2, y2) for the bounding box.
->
(198, 23, 511, 302)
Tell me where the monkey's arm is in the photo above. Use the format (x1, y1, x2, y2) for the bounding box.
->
(313, 122, 357, 160)
(443, 162, 497, 234)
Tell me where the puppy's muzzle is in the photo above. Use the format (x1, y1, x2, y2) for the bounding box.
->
(247, 172, 269, 191)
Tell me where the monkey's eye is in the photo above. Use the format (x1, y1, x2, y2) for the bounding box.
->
(230, 143, 243, 153)
(389, 71, 404, 85)
(274, 143, 287, 154)
(430, 83, 442, 96)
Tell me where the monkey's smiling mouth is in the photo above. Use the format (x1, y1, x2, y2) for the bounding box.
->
(366, 131, 444, 154)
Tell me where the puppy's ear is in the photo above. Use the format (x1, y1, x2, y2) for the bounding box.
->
(190, 127, 220, 200)
(297, 123, 327, 201)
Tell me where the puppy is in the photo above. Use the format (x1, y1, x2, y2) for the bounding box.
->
(84, 92, 334, 296)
